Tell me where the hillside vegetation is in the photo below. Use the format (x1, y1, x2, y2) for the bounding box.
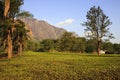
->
(0, 51, 120, 80)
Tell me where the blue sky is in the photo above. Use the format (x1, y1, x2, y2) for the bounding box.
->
(22, 0, 120, 43)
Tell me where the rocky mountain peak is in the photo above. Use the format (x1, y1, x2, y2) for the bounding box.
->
(19, 17, 79, 41)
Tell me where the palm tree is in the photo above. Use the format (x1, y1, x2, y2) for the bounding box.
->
(0, 0, 12, 58)
(13, 19, 29, 56)
(13, 11, 33, 56)
(2, 0, 23, 58)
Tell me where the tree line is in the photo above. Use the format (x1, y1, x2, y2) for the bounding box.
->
(26, 32, 120, 54)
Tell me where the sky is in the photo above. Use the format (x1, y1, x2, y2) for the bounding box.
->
(22, 0, 120, 43)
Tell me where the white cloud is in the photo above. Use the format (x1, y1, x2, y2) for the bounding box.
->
(56, 19, 74, 27)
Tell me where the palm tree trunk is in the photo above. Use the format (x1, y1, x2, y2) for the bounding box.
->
(4, 0, 10, 17)
(17, 42, 22, 56)
(17, 45, 20, 56)
(7, 29, 12, 58)
(19, 43, 22, 56)
(4, 0, 12, 58)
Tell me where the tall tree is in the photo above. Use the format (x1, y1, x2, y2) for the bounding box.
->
(83, 6, 113, 55)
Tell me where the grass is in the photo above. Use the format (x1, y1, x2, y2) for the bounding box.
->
(0, 51, 120, 80)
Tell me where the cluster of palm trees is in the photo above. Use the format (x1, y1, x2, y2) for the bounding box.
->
(0, 0, 29, 58)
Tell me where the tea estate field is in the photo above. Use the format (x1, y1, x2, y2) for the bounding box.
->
(0, 51, 120, 80)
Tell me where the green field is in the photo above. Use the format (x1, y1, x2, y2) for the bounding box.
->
(0, 51, 120, 80)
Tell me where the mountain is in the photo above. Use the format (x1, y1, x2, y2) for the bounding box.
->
(20, 17, 79, 41)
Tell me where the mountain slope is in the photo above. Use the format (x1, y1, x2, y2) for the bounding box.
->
(20, 17, 78, 40)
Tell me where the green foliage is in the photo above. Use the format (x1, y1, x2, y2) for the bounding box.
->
(70, 37, 86, 52)
(85, 39, 96, 53)
(86, 45, 96, 53)
(8, 0, 24, 19)
(59, 32, 74, 51)
(0, 51, 120, 79)
(102, 42, 113, 52)
(58, 32, 85, 52)
(113, 43, 120, 54)
(40, 39, 57, 52)
(26, 41, 41, 51)
(101, 42, 120, 54)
